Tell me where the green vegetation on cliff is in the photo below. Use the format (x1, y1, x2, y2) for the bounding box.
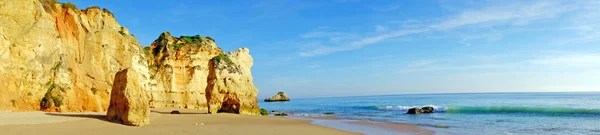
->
(40, 83, 64, 109)
(212, 54, 241, 73)
(212, 54, 234, 66)
(59, 2, 78, 11)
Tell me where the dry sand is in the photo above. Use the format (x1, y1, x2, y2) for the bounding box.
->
(0, 108, 359, 135)
(0, 108, 433, 135)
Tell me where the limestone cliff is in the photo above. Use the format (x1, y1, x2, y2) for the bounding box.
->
(145, 32, 221, 109)
(0, 1, 259, 115)
(206, 48, 260, 115)
(0, 0, 146, 112)
(146, 32, 260, 115)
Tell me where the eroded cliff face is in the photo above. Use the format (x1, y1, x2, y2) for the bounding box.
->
(0, 1, 259, 115)
(145, 32, 260, 115)
(0, 0, 146, 112)
(206, 48, 260, 115)
(145, 32, 222, 109)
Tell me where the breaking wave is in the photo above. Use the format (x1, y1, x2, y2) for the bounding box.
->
(366, 105, 600, 115)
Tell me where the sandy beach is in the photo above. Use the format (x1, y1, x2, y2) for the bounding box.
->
(0, 108, 435, 135)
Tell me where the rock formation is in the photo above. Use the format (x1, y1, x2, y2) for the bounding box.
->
(146, 32, 260, 115)
(106, 68, 151, 126)
(0, 0, 261, 115)
(205, 48, 260, 115)
(0, 0, 145, 112)
(407, 106, 435, 114)
(145, 32, 221, 110)
(264, 92, 290, 102)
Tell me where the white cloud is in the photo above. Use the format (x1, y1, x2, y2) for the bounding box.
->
(298, 0, 573, 57)
(431, 1, 568, 30)
(299, 29, 428, 57)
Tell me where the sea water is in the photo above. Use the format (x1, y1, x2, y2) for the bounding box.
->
(259, 92, 600, 135)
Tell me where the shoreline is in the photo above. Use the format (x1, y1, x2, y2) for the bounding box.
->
(0, 108, 359, 135)
(0, 109, 435, 135)
(289, 115, 435, 135)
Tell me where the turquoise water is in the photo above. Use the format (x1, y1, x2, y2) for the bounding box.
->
(259, 92, 600, 135)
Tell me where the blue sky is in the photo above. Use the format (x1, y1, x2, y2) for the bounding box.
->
(65, 0, 600, 98)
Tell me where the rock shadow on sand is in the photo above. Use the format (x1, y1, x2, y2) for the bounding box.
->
(150, 110, 209, 115)
(44, 113, 119, 124)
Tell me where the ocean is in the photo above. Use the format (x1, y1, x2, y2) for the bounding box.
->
(258, 92, 600, 135)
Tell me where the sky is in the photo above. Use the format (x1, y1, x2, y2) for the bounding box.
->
(63, 0, 600, 98)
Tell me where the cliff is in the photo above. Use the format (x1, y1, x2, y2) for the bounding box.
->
(206, 48, 260, 115)
(146, 32, 260, 115)
(145, 32, 222, 109)
(0, 0, 146, 112)
(0, 0, 259, 115)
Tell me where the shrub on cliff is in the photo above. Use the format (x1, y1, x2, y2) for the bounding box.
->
(212, 54, 234, 66)
(59, 2, 78, 11)
(180, 35, 207, 44)
(260, 108, 269, 116)
(40, 84, 64, 109)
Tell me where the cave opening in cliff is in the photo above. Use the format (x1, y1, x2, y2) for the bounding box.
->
(218, 98, 240, 113)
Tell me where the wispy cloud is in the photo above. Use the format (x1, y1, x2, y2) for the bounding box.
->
(298, 0, 573, 57)
(397, 51, 600, 74)
(299, 29, 428, 57)
(431, 1, 569, 30)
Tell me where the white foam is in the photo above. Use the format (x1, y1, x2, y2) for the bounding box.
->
(377, 105, 447, 112)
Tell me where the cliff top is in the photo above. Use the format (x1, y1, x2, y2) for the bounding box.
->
(40, 0, 114, 16)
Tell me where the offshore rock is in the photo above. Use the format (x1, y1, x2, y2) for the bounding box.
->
(264, 92, 290, 102)
(407, 106, 435, 114)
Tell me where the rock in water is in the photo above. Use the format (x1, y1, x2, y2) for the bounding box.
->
(407, 108, 422, 114)
(264, 92, 291, 102)
(421, 106, 435, 113)
(106, 69, 150, 126)
(206, 48, 260, 115)
(407, 106, 435, 114)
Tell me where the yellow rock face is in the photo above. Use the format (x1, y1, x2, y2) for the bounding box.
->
(206, 48, 260, 115)
(106, 68, 151, 126)
(146, 33, 260, 115)
(146, 32, 222, 110)
(0, 0, 144, 112)
(0, 1, 260, 115)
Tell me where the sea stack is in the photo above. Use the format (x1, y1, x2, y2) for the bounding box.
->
(264, 92, 291, 102)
